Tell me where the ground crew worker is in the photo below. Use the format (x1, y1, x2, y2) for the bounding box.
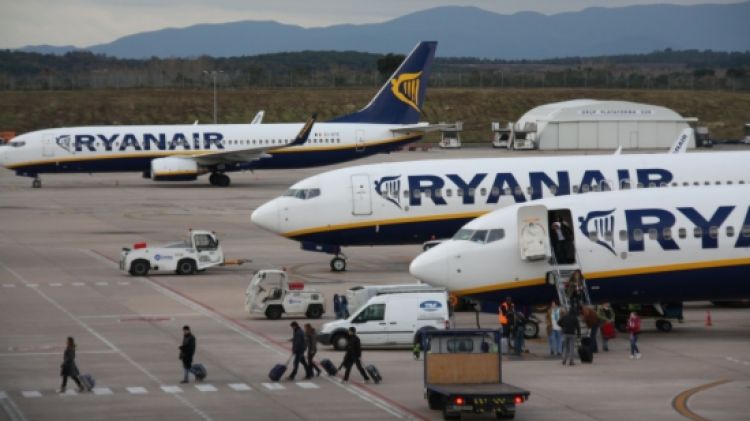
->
(499, 296, 513, 338)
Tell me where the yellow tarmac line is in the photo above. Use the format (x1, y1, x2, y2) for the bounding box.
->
(672, 379, 732, 421)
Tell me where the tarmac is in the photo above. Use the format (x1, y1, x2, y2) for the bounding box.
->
(0, 146, 748, 421)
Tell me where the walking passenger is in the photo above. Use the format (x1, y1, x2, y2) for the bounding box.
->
(333, 294, 341, 319)
(340, 295, 350, 319)
(304, 323, 321, 377)
(179, 325, 196, 384)
(559, 309, 580, 366)
(341, 327, 370, 383)
(546, 301, 562, 356)
(513, 310, 527, 356)
(597, 303, 615, 352)
(582, 305, 600, 353)
(287, 321, 312, 380)
(627, 312, 642, 359)
(59, 337, 84, 393)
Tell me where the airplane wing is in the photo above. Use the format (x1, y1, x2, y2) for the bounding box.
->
(613, 145, 622, 155)
(192, 114, 316, 165)
(250, 111, 265, 124)
(669, 128, 693, 154)
(390, 122, 457, 134)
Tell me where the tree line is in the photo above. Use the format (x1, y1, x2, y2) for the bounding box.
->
(0, 48, 748, 91)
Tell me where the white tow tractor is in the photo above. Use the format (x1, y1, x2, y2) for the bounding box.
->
(245, 269, 326, 320)
(120, 229, 246, 276)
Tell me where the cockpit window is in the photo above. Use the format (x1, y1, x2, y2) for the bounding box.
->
(9, 140, 25, 147)
(283, 188, 321, 200)
(453, 228, 505, 243)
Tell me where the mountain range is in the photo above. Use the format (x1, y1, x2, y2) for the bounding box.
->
(20, 2, 750, 59)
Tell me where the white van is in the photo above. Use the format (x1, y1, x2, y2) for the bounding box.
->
(317, 290, 450, 350)
(345, 283, 435, 315)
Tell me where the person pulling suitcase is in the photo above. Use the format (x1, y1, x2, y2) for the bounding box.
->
(59, 337, 85, 393)
(340, 327, 369, 383)
(179, 325, 196, 384)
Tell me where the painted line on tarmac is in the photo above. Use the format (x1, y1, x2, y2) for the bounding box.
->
(87, 249, 426, 421)
(0, 391, 28, 421)
(672, 379, 732, 421)
(0, 350, 116, 357)
(0, 260, 213, 421)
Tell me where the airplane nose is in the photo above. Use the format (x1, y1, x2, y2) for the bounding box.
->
(409, 245, 451, 288)
(251, 200, 280, 233)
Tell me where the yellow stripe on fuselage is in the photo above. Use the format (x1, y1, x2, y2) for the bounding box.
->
(6, 133, 422, 169)
(450, 256, 750, 297)
(282, 210, 489, 238)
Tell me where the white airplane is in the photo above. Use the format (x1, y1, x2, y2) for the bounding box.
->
(409, 185, 750, 308)
(0, 41, 438, 188)
(251, 147, 749, 271)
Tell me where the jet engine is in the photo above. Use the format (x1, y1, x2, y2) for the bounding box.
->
(150, 157, 202, 181)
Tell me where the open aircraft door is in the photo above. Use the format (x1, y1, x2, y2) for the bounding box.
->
(351, 174, 372, 215)
(42, 134, 55, 157)
(517, 205, 550, 261)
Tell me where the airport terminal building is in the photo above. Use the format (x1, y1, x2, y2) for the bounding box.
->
(516, 99, 697, 150)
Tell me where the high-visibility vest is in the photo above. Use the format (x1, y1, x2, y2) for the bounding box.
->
(498, 302, 509, 325)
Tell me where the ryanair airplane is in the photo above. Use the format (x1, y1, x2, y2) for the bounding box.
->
(251, 149, 750, 271)
(0, 41, 438, 188)
(409, 185, 750, 308)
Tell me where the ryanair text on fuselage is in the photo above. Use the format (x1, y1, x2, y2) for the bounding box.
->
(59, 132, 225, 153)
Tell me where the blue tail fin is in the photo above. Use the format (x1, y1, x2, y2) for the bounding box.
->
(329, 41, 437, 125)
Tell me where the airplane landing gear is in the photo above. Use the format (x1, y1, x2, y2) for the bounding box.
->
(32, 178, 42, 188)
(330, 254, 347, 272)
(209, 172, 231, 187)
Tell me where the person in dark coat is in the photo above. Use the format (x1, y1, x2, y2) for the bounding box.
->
(333, 294, 341, 319)
(340, 295, 350, 319)
(59, 336, 84, 393)
(558, 309, 581, 366)
(341, 327, 369, 383)
(179, 325, 196, 383)
(550, 217, 574, 264)
(287, 321, 312, 380)
(304, 323, 321, 376)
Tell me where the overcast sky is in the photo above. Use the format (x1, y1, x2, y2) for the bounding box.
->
(0, 0, 742, 49)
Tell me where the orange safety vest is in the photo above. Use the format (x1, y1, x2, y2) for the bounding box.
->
(498, 302, 509, 325)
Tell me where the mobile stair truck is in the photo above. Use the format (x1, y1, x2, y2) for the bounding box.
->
(423, 329, 529, 420)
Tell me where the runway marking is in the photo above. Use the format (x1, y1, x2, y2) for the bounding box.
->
(295, 382, 319, 389)
(0, 350, 116, 357)
(49, 283, 62, 287)
(78, 313, 200, 320)
(61, 389, 78, 396)
(262, 383, 286, 391)
(92, 387, 112, 396)
(228, 383, 251, 391)
(672, 379, 732, 421)
(0, 391, 28, 421)
(195, 384, 217, 392)
(20, 391, 41, 398)
(726, 356, 750, 366)
(95, 282, 109, 286)
(85, 249, 423, 421)
(0, 261, 213, 421)
(126, 387, 148, 395)
(26, 284, 38, 288)
(72, 282, 85, 287)
(161, 385, 183, 394)
(2, 284, 15, 288)
(117, 281, 130, 286)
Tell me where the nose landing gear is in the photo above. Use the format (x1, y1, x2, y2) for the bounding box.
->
(330, 254, 347, 272)
(32, 177, 42, 188)
(209, 172, 231, 187)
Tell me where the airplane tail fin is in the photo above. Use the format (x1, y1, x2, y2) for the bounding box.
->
(329, 41, 437, 125)
(669, 128, 693, 154)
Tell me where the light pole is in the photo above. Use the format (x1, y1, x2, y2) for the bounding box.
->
(203, 70, 224, 124)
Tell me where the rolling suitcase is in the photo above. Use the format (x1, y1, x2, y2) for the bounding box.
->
(269, 356, 293, 381)
(79, 373, 95, 391)
(191, 363, 207, 381)
(578, 338, 594, 363)
(365, 364, 382, 384)
(320, 358, 338, 376)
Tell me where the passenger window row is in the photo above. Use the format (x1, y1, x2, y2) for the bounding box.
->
(586, 225, 750, 242)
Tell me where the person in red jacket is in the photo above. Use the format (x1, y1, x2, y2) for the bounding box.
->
(626, 312, 642, 360)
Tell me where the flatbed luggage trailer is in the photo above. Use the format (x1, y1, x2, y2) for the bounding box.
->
(423, 329, 530, 420)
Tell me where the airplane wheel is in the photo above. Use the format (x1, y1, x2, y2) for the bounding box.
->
(330, 257, 346, 272)
(656, 319, 672, 332)
(32, 178, 41, 188)
(209, 173, 231, 187)
(523, 320, 539, 339)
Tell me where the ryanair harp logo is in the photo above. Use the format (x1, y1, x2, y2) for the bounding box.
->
(578, 209, 617, 255)
(56, 135, 72, 152)
(374, 175, 402, 209)
(390, 72, 422, 111)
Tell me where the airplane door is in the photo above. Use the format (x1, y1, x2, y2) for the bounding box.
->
(42, 134, 55, 157)
(355, 129, 365, 152)
(517, 205, 550, 261)
(351, 174, 372, 215)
